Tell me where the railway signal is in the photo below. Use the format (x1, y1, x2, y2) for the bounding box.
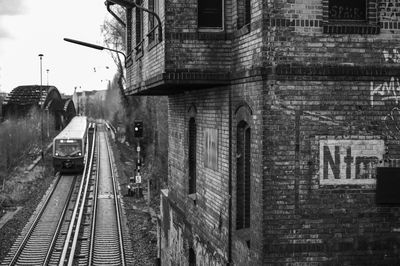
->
(128, 120, 144, 197)
(134, 120, 143, 138)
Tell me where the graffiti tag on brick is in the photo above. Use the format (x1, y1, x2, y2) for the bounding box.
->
(380, 1, 400, 21)
(383, 49, 400, 63)
(319, 139, 385, 185)
(370, 77, 400, 106)
(328, 0, 366, 21)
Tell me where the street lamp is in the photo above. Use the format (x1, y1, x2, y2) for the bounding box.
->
(63, 38, 128, 66)
(38, 53, 44, 159)
(46, 69, 50, 137)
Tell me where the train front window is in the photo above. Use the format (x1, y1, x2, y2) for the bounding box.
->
(55, 139, 82, 157)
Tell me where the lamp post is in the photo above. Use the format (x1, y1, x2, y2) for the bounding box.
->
(38, 54, 44, 159)
(46, 69, 50, 137)
(63, 38, 127, 64)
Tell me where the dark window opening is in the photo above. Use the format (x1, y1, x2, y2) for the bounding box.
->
(323, 0, 379, 34)
(189, 117, 197, 194)
(126, 8, 133, 56)
(189, 248, 196, 266)
(198, 0, 223, 29)
(135, 0, 144, 56)
(148, 0, 159, 44)
(237, 0, 251, 29)
(236, 121, 251, 229)
(376, 167, 400, 204)
(328, 0, 366, 22)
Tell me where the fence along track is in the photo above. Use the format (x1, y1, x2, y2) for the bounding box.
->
(58, 123, 96, 266)
(90, 127, 126, 266)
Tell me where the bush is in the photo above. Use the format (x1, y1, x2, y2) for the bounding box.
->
(0, 108, 56, 189)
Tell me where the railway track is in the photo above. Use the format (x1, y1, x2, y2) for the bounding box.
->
(1, 123, 134, 265)
(1, 174, 76, 266)
(89, 129, 126, 265)
(58, 125, 132, 265)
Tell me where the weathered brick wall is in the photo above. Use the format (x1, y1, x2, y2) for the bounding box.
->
(231, 0, 263, 73)
(126, 0, 166, 90)
(166, 88, 231, 265)
(127, 0, 400, 264)
(263, 0, 400, 66)
(165, 81, 263, 265)
(230, 80, 264, 265)
(262, 4, 400, 263)
(164, 0, 232, 72)
(263, 75, 400, 264)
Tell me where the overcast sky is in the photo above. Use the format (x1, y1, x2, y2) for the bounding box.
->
(0, 0, 118, 95)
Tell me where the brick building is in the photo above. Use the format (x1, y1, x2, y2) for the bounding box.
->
(110, 0, 400, 264)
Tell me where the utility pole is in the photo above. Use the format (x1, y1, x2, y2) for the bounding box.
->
(38, 54, 44, 159)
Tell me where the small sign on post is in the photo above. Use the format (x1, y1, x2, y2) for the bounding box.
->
(135, 174, 142, 184)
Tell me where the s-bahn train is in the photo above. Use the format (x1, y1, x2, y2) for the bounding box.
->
(52, 116, 88, 173)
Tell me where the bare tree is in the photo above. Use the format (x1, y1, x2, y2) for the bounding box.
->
(101, 7, 128, 108)
(101, 6, 169, 193)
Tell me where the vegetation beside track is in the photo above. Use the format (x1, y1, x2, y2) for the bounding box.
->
(0, 152, 54, 262)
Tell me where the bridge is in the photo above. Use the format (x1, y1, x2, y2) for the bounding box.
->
(2, 85, 76, 129)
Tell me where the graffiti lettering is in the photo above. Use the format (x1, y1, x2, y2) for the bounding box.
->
(329, 5, 365, 20)
(381, 1, 400, 21)
(370, 77, 400, 106)
(383, 49, 400, 63)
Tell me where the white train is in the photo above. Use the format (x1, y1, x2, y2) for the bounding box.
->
(52, 116, 88, 173)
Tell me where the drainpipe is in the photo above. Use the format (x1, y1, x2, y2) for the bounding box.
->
(105, 0, 163, 42)
(228, 87, 232, 265)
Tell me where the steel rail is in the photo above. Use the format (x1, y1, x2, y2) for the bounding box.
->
(104, 127, 126, 266)
(8, 173, 62, 266)
(42, 174, 76, 266)
(88, 126, 100, 265)
(66, 124, 97, 265)
(58, 123, 96, 266)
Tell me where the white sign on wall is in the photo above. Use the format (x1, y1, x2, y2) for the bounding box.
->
(204, 128, 218, 170)
(319, 139, 385, 185)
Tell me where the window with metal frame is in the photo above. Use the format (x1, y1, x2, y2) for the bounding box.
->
(323, 0, 379, 34)
(148, 0, 159, 44)
(127, 8, 133, 55)
(198, 0, 223, 30)
(135, 0, 144, 56)
(236, 121, 251, 229)
(237, 0, 251, 29)
(329, 0, 367, 22)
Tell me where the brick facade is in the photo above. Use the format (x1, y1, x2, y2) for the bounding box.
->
(122, 0, 400, 265)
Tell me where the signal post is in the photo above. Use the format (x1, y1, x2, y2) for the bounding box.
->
(128, 120, 144, 198)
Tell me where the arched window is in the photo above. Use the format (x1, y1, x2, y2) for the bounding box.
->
(236, 120, 251, 229)
(189, 247, 196, 266)
(188, 117, 197, 194)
